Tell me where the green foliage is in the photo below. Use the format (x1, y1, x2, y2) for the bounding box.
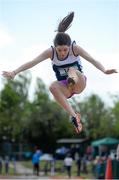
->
(111, 96, 119, 137)
(0, 73, 119, 152)
(0, 72, 31, 141)
(70, 94, 119, 140)
(23, 77, 73, 152)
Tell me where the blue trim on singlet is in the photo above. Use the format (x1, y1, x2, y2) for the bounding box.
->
(71, 41, 79, 57)
(51, 46, 54, 60)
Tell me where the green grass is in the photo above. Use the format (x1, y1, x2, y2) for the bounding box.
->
(0, 160, 95, 179)
(0, 165, 15, 176)
(21, 160, 95, 179)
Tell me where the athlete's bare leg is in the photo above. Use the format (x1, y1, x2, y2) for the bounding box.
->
(49, 81, 76, 117)
(49, 72, 86, 133)
(67, 67, 86, 93)
(67, 67, 79, 84)
(49, 71, 86, 117)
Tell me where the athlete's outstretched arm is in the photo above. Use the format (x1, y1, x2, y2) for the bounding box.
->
(2, 48, 52, 79)
(74, 45, 118, 74)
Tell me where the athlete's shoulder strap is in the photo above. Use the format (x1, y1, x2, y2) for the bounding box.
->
(51, 46, 54, 60)
(71, 41, 78, 57)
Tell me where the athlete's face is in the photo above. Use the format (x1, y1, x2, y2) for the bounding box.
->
(55, 45, 70, 60)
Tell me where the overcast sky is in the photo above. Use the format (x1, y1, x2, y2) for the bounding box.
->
(0, 0, 119, 104)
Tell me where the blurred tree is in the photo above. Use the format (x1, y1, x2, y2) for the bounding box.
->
(71, 94, 118, 139)
(0, 71, 31, 142)
(111, 95, 119, 137)
(1, 73, 119, 153)
(23, 78, 74, 152)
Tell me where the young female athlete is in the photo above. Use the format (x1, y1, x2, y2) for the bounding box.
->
(2, 12, 117, 134)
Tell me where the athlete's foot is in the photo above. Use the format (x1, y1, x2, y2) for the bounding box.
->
(70, 113, 83, 134)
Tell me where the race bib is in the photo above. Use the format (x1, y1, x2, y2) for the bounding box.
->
(58, 67, 69, 76)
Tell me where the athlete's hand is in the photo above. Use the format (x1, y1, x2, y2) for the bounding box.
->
(2, 71, 16, 80)
(104, 69, 118, 74)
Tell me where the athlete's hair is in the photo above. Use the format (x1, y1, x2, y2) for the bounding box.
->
(53, 12, 74, 47)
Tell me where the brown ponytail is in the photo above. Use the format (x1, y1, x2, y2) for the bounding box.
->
(54, 12, 74, 47)
(57, 12, 74, 32)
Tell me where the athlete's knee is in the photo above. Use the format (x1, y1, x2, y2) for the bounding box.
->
(75, 80, 86, 94)
(49, 82, 58, 93)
